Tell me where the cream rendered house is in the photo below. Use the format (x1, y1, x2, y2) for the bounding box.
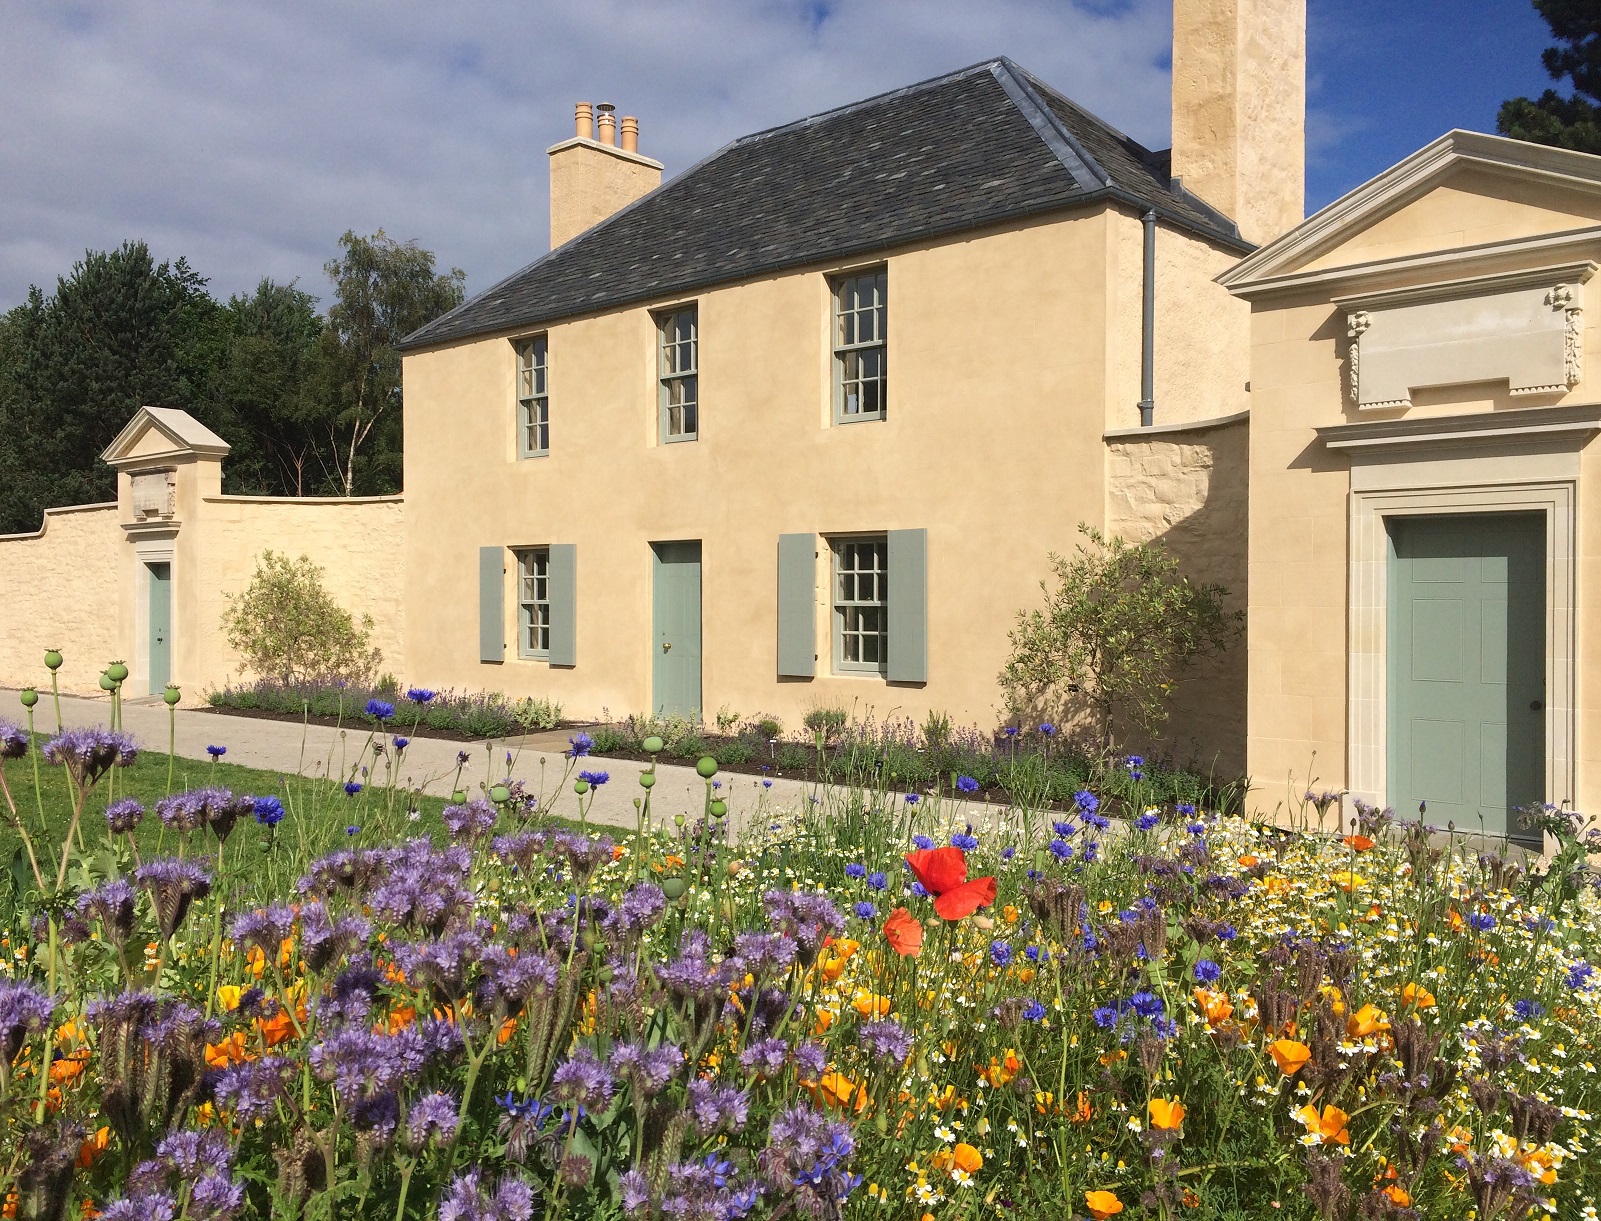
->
(396, 2, 1305, 768)
(1224, 133, 1601, 836)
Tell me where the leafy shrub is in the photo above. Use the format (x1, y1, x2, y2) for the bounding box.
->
(802, 704, 848, 739)
(208, 679, 541, 739)
(589, 723, 635, 753)
(1001, 526, 1241, 744)
(775, 743, 810, 772)
(754, 716, 783, 740)
(512, 696, 563, 731)
(713, 739, 755, 766)
(674, 734, 708, 760)
(221, 550, 382, 685)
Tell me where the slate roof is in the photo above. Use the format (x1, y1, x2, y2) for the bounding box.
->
(402, 57, 1251, 351)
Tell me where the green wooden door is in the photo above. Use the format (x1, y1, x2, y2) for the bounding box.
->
(652, 542, 702, 717)
(1388, 513, 1544, 842)
(148, 562, 172, 694)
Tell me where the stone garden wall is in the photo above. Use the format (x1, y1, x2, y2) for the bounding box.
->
(0, 503, 122, 695)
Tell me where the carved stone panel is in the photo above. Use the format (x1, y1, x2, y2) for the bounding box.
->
(1342, 270, 1588, 410)
(130, 470, 176, 520)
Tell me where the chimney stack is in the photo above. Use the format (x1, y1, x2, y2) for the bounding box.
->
(1170, 0, 1305, 246)
(548, 100, 664, 249)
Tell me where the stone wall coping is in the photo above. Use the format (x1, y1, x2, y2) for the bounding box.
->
(544, 136, 664, 170)
(1103, 409, 1249, 441)
(0, 501, 117, 542)
(202, 494, 405, 506)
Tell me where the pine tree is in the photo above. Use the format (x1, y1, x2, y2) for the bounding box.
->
(1499, 0, 1601, 154)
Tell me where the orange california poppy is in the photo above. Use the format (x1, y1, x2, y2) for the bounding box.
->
(1269, 1039, 1312, 1076)
(1401, 983, 1436, 1009)
(1345, 1003, 1390, 1038)
(1085, 1189, 1124, 1219)
(1148, 1096, 1186, 1130)
(1294, 1103, 1351, 1146)
(882, 907, 924, 957)
(1382, 1185, 1411, 1207)
(76, 1127, 111, 1169)
(1341, 834, 1375, 851)
(952, 1143, 983, 1174)
(1194, 987, 1234, 1026)
(904, 847, 997, 921)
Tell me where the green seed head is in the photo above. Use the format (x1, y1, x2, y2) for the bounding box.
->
(43, 650, 62, 671)
(19, 688, 38, 709)
(107, 661, 129, 683)
(574, 779, 589, 794)
(162, 685, 181, 706)
(662, 876, 688, 901)
(489, 784, 511, 804)
(696, 756, 718, 779)
(98, 672, 117, 692)
(642, 735, 664, 755)
(639, 772, 657, 789)
(710, 800, 728, 819)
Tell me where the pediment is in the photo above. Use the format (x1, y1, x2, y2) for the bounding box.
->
(101, 406, 229, 469)
(1221, 131, 1601, 296)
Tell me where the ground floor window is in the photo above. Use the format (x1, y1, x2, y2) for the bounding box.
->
(516, 547, 551, 658)
(832, 535, 887, 673)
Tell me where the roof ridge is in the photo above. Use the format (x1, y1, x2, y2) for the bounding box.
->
(989, 59, 1108, 192)
(727, 58, 1006, 148)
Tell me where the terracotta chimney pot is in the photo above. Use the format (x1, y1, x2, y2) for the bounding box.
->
(596, 103, 617, 146)
(620, 115, 639, 153)
(574, 101, 593, 141)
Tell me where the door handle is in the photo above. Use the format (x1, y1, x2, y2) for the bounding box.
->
(662, 641, 672, 653)
(1530, 700, 1543, 711)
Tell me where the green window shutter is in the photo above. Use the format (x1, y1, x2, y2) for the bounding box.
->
(777, 533, 816, 678)
(548, 543, 578, 667)
(887, 528, 927, 683)
(478, 546, 505, 663)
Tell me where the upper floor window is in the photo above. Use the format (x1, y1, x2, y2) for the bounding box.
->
(516, 336, 549, 457)
(656, 306, 698, 443)
(833, 535, 888, 674)
(833, 269, 886, 423)
(516, 547, 551, 658)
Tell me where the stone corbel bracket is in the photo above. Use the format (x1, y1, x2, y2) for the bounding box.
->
(1337, 261, 1595, 410)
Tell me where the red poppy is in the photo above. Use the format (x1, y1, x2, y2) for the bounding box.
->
(906, 846, 997, 921)
(883, 907, 924, 956)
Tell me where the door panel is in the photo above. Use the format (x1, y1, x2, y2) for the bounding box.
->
(148, 563, 172, 694)
(651, 542, 702, 717)
(1388, 513, 1544, 842)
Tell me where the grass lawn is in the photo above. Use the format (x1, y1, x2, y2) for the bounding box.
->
(0, 740, 460, 903)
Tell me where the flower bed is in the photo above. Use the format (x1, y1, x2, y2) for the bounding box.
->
(2, 709, 1600, 1220)
(207, 681, 566, 741)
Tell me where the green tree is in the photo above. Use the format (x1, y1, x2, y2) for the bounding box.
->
(999, 526, 1242, 747)
(212, 279, 335, 496)
(0, 241, 223, 532)
(222, 550, 382, 685)
(319, 230, 464, 496)
(1499, 0, 1601, 153)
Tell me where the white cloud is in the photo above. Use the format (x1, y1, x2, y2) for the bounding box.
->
(1, 0, 1178, 306)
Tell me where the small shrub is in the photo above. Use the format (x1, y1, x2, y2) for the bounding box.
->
(512, 697, 564, 731)
(921, 708, 953, 749)
(589, 724, 635, 753)
(714, 705, 741, 734)
(674, 734, 708, 760)
(775, 743, 810, 772)
(754, 716, 782, 740)
(222, 550, 382, 686)
(802, 704, 848, 739)
(713, 739, 755, 766)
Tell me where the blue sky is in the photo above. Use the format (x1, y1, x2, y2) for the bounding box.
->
(0, 1, 1566, 307)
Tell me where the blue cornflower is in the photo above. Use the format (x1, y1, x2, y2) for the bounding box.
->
(1048, 839, 1072, 861)
(1135, 813, 1160, 832)
(912, 834, 936, 850)
(1126, 755, 1144, 770)
(1193, 959, 1222, 984)
(1003, 726, 1019, 738)
(1092, 1006, 1119, 1029)
(867, 872, 887, 891)
(405, 687, 437, 704)
(343, 781, 362, 795)
(577, 770, 610, 787)
(346, 825, 360, 836)
(1568, 962, 1595, 990)
(1085, 812, 1111, 831)
(762, 779, 773, 789)
(365, 699, 395, 722)
(252, 796, 285, 827)
(1215, 923, 1238, 941)
(955, 775, 980, 794)
(1053, 820, 1074, 836)
(990, 941, 1013, 967)
(1512, 999, 1545, 1021)
(854, 901, 877, 920)
(1037, 723, 1056, 737)
(206, 745, 226, 759)
(1074, 791, 1100, 814)
(496, 1093, 556, 1125)
(1022, 1000, 1047, 1021)
(1152, 1016, 1178, 1040)
(910, 882, 928, 898)
(567, 733, 594, 758)
(392, 736, 409, 751)
(1083, 840, 1101, 863)
(1176, 802, 1196, 816)
(1187, 823, 1207, 835)
(1128, 990, 1164, 1018)
(1001, 845, 1016, 860)
(1469, 912, 1496, 932)
(1024, 945, 1043, 962)
(950, 831, 979, 851)
(845, 863, 867, 879)
(904, 793, 920, 805)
